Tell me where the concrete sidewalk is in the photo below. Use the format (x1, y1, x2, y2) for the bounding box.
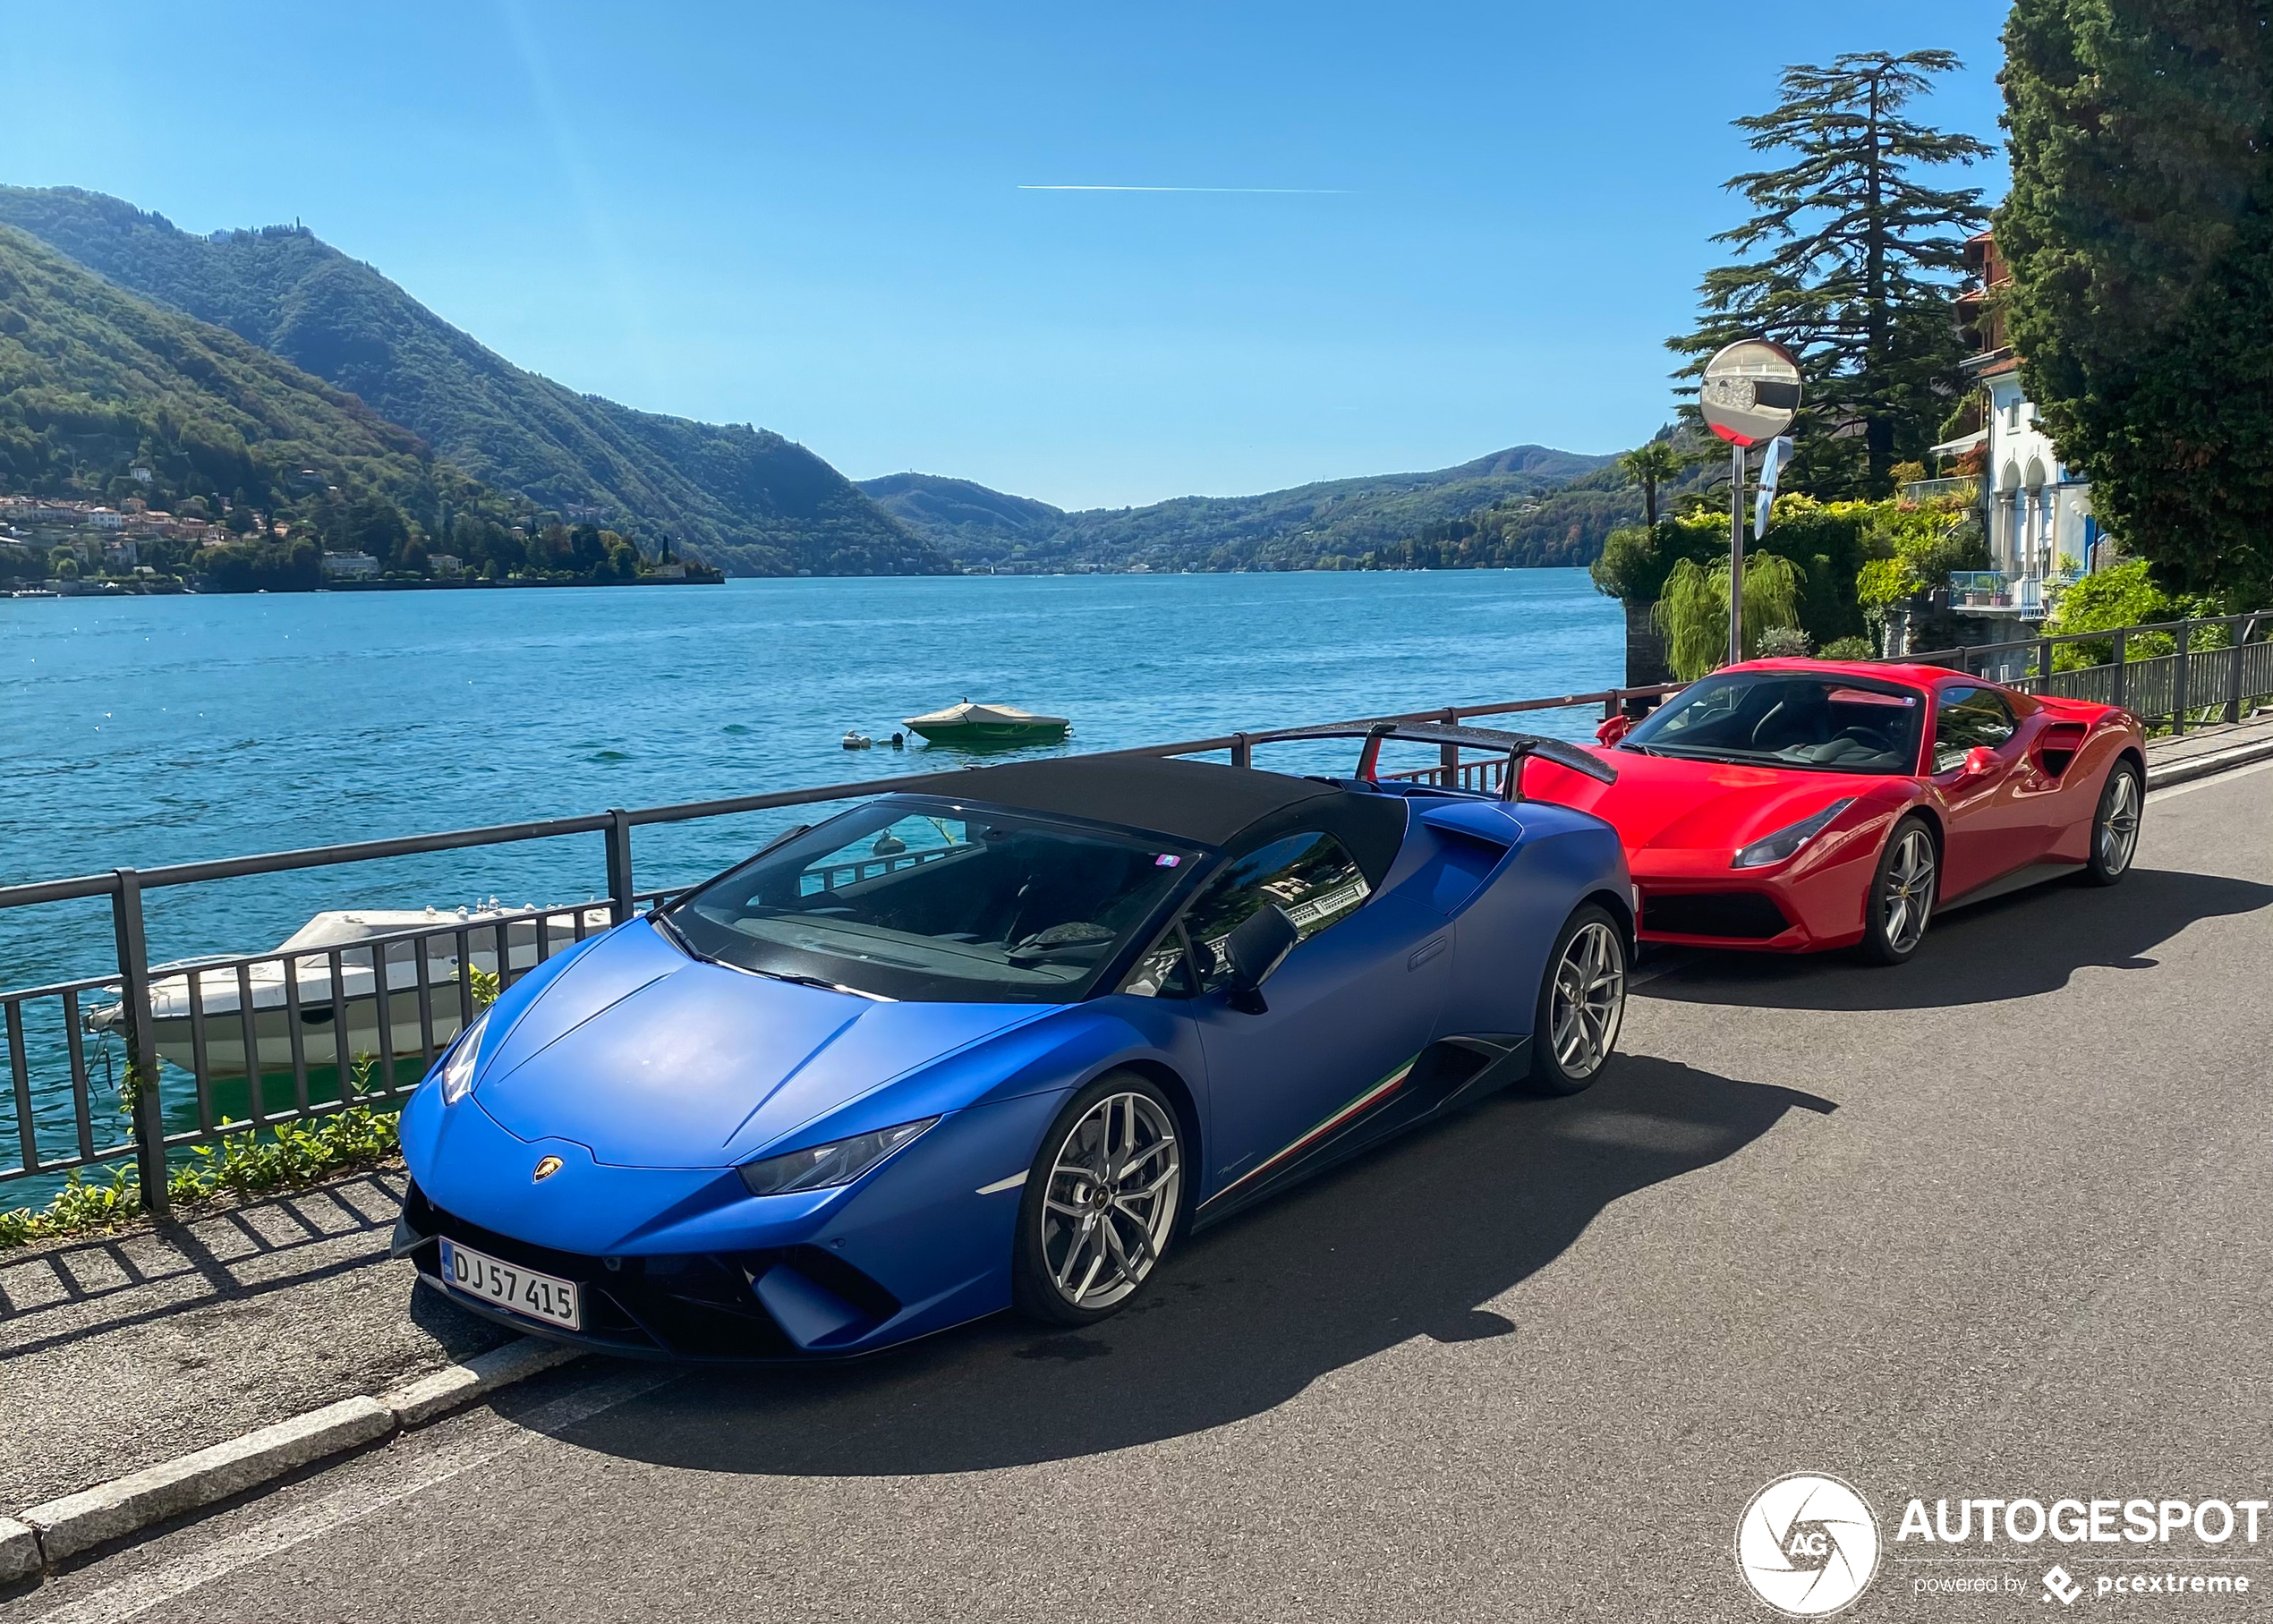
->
(2141, 703, 2273, 785)
(0, 1167, 510, 1512)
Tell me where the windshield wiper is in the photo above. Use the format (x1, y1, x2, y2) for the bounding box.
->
(752, 968, 896, 1002)
(650, 909, 694, 956)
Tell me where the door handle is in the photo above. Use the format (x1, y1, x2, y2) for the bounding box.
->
(1408, 937, 1449, 971)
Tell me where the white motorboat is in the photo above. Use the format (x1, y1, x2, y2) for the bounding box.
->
(85, 903, 613, 1078)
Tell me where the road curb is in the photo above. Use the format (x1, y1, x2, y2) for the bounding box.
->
(8, 1337, 579, 1574)
(2146, 735, 2273, 791)
(377, 1336, 582, 1426)
(0, 1518, 38, 1585)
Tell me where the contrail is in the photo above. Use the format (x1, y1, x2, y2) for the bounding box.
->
(1017, 184, 1350, 194)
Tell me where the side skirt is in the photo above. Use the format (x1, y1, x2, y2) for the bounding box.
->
(1938, 859, 2084, 914)
(1190, 1035, 1532, 1231)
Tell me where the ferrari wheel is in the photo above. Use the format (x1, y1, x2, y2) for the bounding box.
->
(1528, 904, 1626, 1095)
(1013, 1073, 1184, 1326)
(2081, 761, 2141, 886)
(1860, 816, 1937, 965)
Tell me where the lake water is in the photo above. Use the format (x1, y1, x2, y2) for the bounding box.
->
(0, 570, 1618, 1199)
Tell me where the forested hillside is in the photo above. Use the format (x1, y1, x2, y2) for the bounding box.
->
(0, 223, 478, 523)
(0, 186, 941, 577)
(864, 444, 1619, 571)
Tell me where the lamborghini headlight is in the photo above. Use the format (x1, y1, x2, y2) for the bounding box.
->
(438, 1008, 493, 1105)
(1732, 798, 1855, 870)
(737, 1117, 939, 1196)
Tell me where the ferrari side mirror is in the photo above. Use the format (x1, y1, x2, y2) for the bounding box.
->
(1961, 744, 1998, 779)
(1596, 715, 1633, 746)
(1223, 905, 1298, 1014)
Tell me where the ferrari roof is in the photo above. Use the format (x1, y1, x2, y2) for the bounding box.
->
(901, 754, 1340, 846)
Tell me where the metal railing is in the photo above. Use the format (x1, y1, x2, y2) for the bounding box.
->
(9, 607, 2266, 1218)
(1903, 610, 2273, 734)
(0, 678, 1683, 1214)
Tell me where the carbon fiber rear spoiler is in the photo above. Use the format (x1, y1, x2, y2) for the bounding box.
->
(1251, 720, 1616, 802)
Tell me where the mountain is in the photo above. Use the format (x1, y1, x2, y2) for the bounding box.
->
(0, 186, 941, 578)
(861, 443, 1621, 571)
(0, 222, 477, 521)
(857, 472, 1067, 557)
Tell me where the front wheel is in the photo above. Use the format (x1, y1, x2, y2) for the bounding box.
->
(1859, 815, 1937, 965)
(1012, 1073, 1185, 1327)
(1528, 904, 1627, 1095)
(2081, 761, 2141, 885)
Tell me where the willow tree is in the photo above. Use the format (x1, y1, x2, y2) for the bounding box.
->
(1670, 52, 1993, 497)
(1654, 553, 1804, 680)
(1998, 0, 2273, 608)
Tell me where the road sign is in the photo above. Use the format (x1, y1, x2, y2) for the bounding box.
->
(1700, 341, 1802, 448)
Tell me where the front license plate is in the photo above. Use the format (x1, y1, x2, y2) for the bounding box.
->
(438, 1237, 581, 1331)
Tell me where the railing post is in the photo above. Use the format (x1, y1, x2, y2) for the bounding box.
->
(2111, 626, 2127, 711)
(605, 810, 635, 923)
(1439, 706, 1460, 780)
(2038, 636, 2054, 690)
(1230, 732, 1251, 769)
(2226, 616, 2246, 725)
(110, 868, 170, 1220)
(2172, 622, 2191, 735)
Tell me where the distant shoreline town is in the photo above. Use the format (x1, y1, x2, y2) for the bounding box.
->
(0, 496, 722, 596)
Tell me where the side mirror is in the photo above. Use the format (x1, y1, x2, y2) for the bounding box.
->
(1595, 715, 1633, 746)
(1960, 744, 1998, 780)
(1222, 905, 1298, 1013)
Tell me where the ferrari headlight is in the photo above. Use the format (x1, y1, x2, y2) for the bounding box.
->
(737, 1117, 939, 1196)
(1732, 798, 1856, 870)
(438, 1008, 493, 1105)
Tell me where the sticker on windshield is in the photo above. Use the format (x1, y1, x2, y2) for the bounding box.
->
(1154, 854, 1182, 867)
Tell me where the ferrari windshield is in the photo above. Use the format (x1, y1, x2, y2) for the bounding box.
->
(666, 800, 1200, 1003)
(1622, 671, 1925, 774)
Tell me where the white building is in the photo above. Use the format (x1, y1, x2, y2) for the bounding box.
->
(320, 551, 381, 581)
(1941, 234, 2101, 616)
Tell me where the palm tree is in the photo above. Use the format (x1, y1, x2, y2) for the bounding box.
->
(1621, 441, 1690, 528)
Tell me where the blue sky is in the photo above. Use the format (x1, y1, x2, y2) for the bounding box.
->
(0, 1, 2007, 509)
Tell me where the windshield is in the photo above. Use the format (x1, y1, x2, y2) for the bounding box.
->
(1623, 672, 1924, 775)
(667, 799, 1201, 1003)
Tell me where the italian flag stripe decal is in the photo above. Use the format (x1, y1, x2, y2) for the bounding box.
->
(1201, 1055, 1417, 1209)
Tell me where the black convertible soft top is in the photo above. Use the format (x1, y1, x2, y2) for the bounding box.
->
(902, 755, 1409, 884)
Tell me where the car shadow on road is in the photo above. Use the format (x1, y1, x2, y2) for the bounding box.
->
(1638, 867, 2273, 1014)
(554, 1058, 1831, 1475)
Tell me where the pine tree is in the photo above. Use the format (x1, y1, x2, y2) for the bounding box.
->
(1670, 52, 1993, 497)
(1997, 0, 2273, 608)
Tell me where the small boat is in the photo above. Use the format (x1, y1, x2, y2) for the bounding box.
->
(842, 730, 873, 749)
(903, 700, 1071, 745)
(84, 903, 612, 1078)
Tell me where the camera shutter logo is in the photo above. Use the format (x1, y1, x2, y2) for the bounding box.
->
(1734, 1473, 1882, 1617)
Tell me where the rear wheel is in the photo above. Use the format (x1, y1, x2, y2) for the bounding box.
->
(1859, 816, 1937, 965)
(1012, 1072, 1184, 1327)
(1528, 904, 1626, 1095)
(2081, 761, 2141, 886)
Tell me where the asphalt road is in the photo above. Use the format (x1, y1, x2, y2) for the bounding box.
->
(11, 763, 2271, 1624)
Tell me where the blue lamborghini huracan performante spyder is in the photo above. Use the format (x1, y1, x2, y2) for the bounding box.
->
(395, 725, 1632, 1359)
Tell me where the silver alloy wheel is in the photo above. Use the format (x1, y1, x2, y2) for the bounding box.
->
(1881, 827, 1937, 954)
(1040, 1091, 1180, 1311)
(1548, 920, 1625, 1079)
(2099, 769, 2141, 874)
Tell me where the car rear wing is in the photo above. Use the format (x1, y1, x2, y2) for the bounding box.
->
(1250, 721, 1617, 803)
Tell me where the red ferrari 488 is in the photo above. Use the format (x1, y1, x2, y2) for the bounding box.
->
(1524, 659, 2146, 965)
